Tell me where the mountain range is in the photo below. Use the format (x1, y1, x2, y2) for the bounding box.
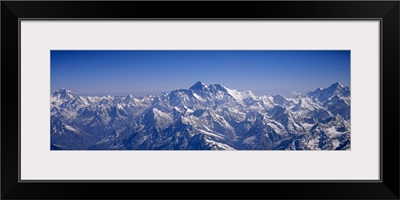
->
(50, 82, 350, 150)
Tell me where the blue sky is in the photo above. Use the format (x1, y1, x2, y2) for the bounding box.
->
(51, 50, 350, 97)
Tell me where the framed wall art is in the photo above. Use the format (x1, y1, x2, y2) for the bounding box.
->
(1, 1, 399, 199)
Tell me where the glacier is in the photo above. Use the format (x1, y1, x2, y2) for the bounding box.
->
(50, 82, 351, 150)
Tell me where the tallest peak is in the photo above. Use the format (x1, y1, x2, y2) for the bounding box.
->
(189, 81, 207, 90)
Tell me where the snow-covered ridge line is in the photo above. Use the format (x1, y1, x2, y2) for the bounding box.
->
(52, 81, 349, 103)
(51, 81, 350, 150)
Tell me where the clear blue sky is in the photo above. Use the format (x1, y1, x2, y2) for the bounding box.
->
(51, 50, 350, 97)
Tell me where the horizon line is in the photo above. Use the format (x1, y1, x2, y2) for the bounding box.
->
(52, 81, 349, 98)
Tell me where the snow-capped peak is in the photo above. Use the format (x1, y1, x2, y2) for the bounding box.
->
(306, 82, 350, 102)
(208, 83, 228, 92)
(189, 81, 208, 90)
(53, 88, 73, 95)
(332, 82, 344, 88)
(52, 88, 77, 100)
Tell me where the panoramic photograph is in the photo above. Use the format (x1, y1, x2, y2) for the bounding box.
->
(51, 50, 350, 150)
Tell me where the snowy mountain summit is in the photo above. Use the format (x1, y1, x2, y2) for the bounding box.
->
(51, 82, 351, 150)
(189, 81, 208, 90)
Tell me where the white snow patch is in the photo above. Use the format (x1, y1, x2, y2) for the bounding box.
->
(192, 93, 205, 102)
(301, 123, 315, 131)
(243, 136, 257, 144)
(65, 125, 78, 132)
(205, 138, 235, 150)
(198, 129, 224, 139)
(326, 126, 344, 136)
(331, 139, 340, 149)
(96, 137, 110, 144)
(307, 138, 321, 150)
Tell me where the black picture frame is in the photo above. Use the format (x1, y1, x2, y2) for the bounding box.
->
(1, 1, 399, 199)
